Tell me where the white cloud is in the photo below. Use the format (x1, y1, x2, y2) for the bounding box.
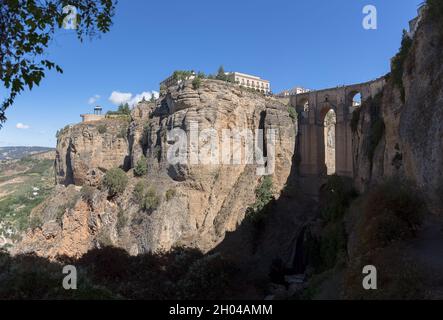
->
(109, 90, 159, 107)
(109, 91, 132, 106)
(128, 91, 159, 106)
(16, 123, 30, 130)
(88, 94, 101, 105)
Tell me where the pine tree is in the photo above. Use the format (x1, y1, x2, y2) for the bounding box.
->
(216, 66, 227, 81)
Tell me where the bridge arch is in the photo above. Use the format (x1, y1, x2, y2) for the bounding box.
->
(348, 90, 361, 106)
(290, 77, 385, 195)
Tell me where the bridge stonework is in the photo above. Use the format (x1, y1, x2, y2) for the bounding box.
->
(290, 77, 385, 195)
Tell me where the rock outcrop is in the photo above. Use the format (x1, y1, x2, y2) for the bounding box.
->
(55, 119, 130, 186)
(14, 80, 296, 258)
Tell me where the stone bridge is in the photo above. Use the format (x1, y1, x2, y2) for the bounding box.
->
(290, 77, 385, 193)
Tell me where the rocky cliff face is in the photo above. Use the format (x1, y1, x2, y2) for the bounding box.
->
(353, 8, 443, 212)
(14, 80, 296, 258)
(55, 119, 131, 186)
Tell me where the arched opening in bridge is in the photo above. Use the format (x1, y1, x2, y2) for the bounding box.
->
(296, 98, 310, 119)
(323, 109, 336, 175)
(349, 91, 362, 109)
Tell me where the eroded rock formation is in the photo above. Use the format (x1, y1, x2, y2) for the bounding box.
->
(14, 80, 296, 258)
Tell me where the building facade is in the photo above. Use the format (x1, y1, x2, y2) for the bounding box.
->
(277, 87, 310, 97)
(226, 72, 271, 94)
(160, 71, 196, 88)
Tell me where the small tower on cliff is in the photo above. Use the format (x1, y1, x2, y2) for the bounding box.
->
(94, 106, 103, 115)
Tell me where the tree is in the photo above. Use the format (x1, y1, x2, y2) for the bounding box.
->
(106, 103, 131, 116)
(216, 65, 227, 81)
(192, 77, 201, 90)
(0, 0, 117, 128)
(117, 103, 130, 115)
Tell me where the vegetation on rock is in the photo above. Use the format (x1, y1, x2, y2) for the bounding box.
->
(288, 107, 297, 122)
(246, 176, 274, 223)
(134, 181, 160, 212)
(103, 168, 128, 197)
(97, 124, 107, 134)
(107, 103, 131, 117)
(165, 188, 176, 202)
(80, 186, 95, 205)
(391, 30, 413, 102)
(362, 92, 385, 165)
(359, 178, 425, 250)
(0, 247, 239, 300)
(192, 77, 202, 90)
(134, 156, 148, 177)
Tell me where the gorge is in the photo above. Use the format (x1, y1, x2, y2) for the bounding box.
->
(1, 1, 443, 300)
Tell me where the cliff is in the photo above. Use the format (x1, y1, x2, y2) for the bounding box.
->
(13, 79, 296, 258)
(353, 5, 443, 213)
(55, 119, 130, 186)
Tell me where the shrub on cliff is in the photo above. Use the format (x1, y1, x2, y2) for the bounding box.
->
(134, 156, 148, 177)
(81, 186, 95, 205)
(134, 181, 160, 212)
(246, 176, 274, 223)
(103, 168, 128, 197)
(192, 77, 201, 90)
(288, 107, 297, 121)
(97, 124, 107, 134)
(165, 188, 176, 201)
(360, 178, 425, 250)
(391, 30, 413, 102)
(362, 92, 385, 164)
(321, 175, 357, 223)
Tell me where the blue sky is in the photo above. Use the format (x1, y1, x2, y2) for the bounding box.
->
(0, 0, 423, 147)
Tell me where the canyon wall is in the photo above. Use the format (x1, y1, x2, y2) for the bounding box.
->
(353, 9, 443, 213)
(13, 80, 296, 258)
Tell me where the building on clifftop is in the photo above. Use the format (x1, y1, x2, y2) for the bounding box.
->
(81, 106, 105, 123)
(276, 86, 310, 97)
(226, 72, 271, 94)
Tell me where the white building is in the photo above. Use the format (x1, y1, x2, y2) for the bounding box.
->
(277, 87, 311, 97)
(226, 72, 271, 94)
(160, 71, 196, 88)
